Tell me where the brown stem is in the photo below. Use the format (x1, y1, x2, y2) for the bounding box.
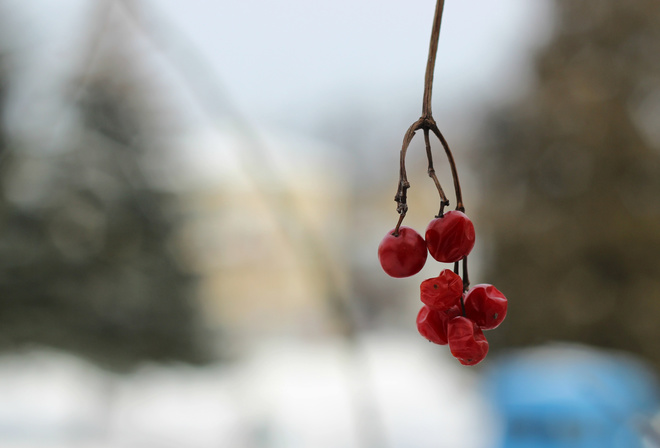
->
(423, 128, 449, 217)
(422, 0, 446, 118)
(459, 256, 469, 316)
(393, 0, 463, 220)
(394, 119, 423, 222)
(392, 214, 405, 236)
(429, 123, 464, 212)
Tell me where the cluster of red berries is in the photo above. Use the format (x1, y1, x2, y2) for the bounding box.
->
(378, 0, 507, 365)
(378, 210, 507, 366)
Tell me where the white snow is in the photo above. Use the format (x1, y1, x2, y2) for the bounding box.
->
(0, 333, 495, 448)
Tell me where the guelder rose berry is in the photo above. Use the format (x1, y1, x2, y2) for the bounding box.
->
(425, 210, 476, 263)
(378, 226, 427, 278)
(464, 284, 508, 330)
(420, 269, 463, 310)
(447, 316, 489, 366)
(416, 305, 461, 345)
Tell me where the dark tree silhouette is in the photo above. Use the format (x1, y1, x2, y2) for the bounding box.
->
(477, 0, 660, 369)
(0, 14, 210, 371)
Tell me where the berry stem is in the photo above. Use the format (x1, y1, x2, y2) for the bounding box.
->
(422, 0, 445, 119)
(394, 121, 420, 224)
(424, 128, 450, 217)
(459, 256, 469, 317)
(392, 213, 405, 237)
(429, 123, 464, 212)
(393, 0, 465, 218)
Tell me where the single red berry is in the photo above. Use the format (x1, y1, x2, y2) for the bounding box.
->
(420, 269, 463, 310)
(416, 305, 461, 345)
(425, 210, 476, 263)
(447, 316, 489, 366)
(378, 226, 427, 278)
(463, 284, 508, 330)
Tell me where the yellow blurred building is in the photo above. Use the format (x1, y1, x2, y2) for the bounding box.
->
(173, 125, 350, 340)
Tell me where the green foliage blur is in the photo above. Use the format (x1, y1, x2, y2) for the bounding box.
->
(0, 26, 209, 372)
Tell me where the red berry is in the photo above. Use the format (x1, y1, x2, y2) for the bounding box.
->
(416, 305, 461, 345)
(447, 316, 489, 366)
(425, 211, 476, 263)
(378, 226, 427, 278)
(463, 284, 508, 330)
(420, 269, 463, 310)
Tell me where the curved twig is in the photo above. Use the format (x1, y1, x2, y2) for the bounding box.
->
(393, 0, 464, 230)
(392, 0, 470, 287)
(394, 118, 422, 230)
(423, 128, 449, 217)
(428, 122, 464, 212)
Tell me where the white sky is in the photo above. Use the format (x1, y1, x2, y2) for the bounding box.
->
(151, 0, 555, 126)
(1, 0, 554, 136)
(0, 0, 555, 195)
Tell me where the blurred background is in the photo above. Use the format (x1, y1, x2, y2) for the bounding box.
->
(0, 0, 659, 447)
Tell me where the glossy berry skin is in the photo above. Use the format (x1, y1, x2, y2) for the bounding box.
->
(378, 226, 427, 278)
(447, 316, 489, 366)
(416, 305, 461, 345)
(420, 269, 463, 310)
(464, 284, 507, 330)
(425, 210, 476, 263)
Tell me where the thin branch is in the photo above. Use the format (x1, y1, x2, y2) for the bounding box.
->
(428, 122, 464, 212)
(393, 213, 405, 236)
(460, 256, 469, 316)
(393, 0, 466, 227)
(423, 128, 449, 217)
(422, 0, 445, 118)
(394, 118, 422, 221)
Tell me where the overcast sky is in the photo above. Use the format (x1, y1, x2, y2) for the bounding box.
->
(1, 0, 554, 135)
(0, 0, 556, 196)
(151, 0, 555, 126)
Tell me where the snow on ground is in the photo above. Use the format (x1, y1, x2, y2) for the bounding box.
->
(0, 332, 496, 448)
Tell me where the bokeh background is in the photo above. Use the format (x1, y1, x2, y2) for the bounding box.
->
(0, 0, 659, 447)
